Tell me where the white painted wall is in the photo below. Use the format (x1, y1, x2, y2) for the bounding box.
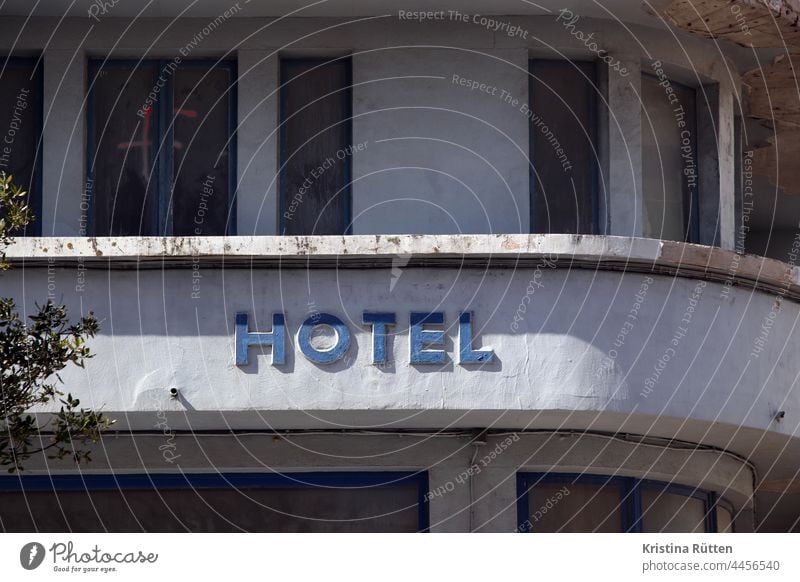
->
(6, 264, 798, 443)
(351, 47, 529, 234)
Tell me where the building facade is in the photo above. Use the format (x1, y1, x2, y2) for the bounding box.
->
(1, 0, 799, 532)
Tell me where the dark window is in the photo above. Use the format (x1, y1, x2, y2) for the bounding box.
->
(88, 60, 235, 236)
(0, 57, 42, 235)
(641, 487, 706, 532)
(529, 60, 598, 234)
(517, 473, 729, 533)
(521, 480, 623, 532)
(0, 472, 429, 533)
(641, 74, 699, 242)
(280, 58, 351, 235)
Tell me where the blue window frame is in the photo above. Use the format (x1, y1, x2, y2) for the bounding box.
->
(86, 58, 237, 236)
(517, 472, 730, 533)
(0, 55, 43, 236)
(0, 471, 429, 533)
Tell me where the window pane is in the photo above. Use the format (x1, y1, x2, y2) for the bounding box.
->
(530, 60, 597, 234)
(526, 482, 622, 532)
(90, 64, 159, 236)
(280, 59, 351, 235)
(641, 75, 697, 242)
(0, 484, 421, 532)
(717, 505, 733, 533)
(0, 58, 42, 235)
(642, 489, 706, 532)
(171, 66, 232, 236)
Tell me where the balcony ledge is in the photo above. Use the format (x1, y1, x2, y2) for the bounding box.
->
(4, 234, 800, 301)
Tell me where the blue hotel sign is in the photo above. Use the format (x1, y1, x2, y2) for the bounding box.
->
(235, 312, 494, 367)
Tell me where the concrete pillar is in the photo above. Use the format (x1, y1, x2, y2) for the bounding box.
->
(472, 466, 518, 532)
(694, 82, 737, 249)
(42, 50, 85, 236)
(716, 86, 736, 250)
(236, 50, 278, 235)
(601, 58, 644, 237)
(427, 462, 472, 532)
(734, 507, 756, 533)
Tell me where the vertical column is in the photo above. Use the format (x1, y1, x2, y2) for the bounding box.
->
(236, 50, 278, 235)
(733, 115, 744, 252)
(42, 50, 85, 236)
(734, 507, 755, 533)
(714, 85, 736, 250)
(426, 462, 472, 532)
(601, 57, 644, 237)
(471, 466, 518, 532)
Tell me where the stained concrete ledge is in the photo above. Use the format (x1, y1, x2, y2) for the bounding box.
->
(5, 234, 800, 301)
